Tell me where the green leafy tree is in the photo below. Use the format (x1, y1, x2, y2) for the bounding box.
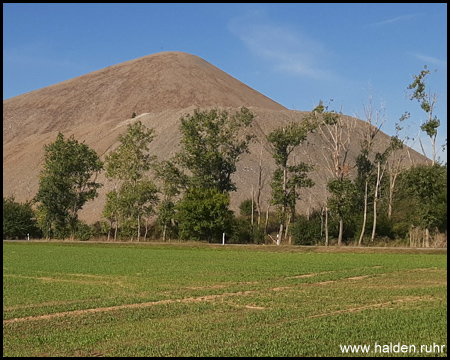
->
(105, 121, 155, 183)
(326, 177, 357, 245)
(170, 107, 254, 242)
(154, 160, 188, 240)
(104, 120, 159, 241)
(157, 200, 177, 240)
(175, 188, 233, 242)
(407, 66, 441, 165)
(34, 132, 103, 239)
(368, 141, 404, 243)
(118, 180, 158, 241)
(177, 107, 254, 193)
(3, 196, 42, 239)
(393, 163, 447, 246)
(267, 120, 316, 244)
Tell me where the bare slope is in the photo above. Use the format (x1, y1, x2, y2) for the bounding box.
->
(3, 51, 428, 224)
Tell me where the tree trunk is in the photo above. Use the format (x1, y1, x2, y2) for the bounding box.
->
(358, 180, 368, 246)
(278, 167, 287, 245)
(285, 215, 292, 245)
(324, 206, 329, 246)
(371, 162, 381, 242)
(388, 172, 398, 219)
(251, 186, 254, 226)
(114, 220, 118, 241)
(278, 223, 283, 245)
(264, 202, 271, 244)
(256, 142, 263, 226)
(338, 215, 343, 246)
(144, 217, 149, 241)
(137, 214, 140, 242)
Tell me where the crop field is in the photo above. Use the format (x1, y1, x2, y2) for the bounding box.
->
(3, 241, 447, 357)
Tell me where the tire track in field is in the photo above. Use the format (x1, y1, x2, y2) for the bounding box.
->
(3, 271, 365, 324)
(0, 272, 386, 324)
(4, 267, 443, 325)
(3, 290, 256, 324)
(3, 273, 131, 286)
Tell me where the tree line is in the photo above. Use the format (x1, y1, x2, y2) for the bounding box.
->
(3, 67, 447, 246)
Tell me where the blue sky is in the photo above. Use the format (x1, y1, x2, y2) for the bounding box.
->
(3, 3, 447, 163)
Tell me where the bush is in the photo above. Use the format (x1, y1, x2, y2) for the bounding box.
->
(91, 221, 111, 239)
(290, 213, 322, 245)
(239, 199, 255, 217)
(3, 196, 42, 239)
(175, 188, 233, 242)
(74, 221, 93, 241)
(228, 217, 264, 244)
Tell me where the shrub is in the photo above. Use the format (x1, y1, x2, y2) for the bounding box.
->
(3, 196, 42, 239)
(74, 221, 93, 241)
(290, 213, 322, 246)
(239, 199, 255, 217)
(229, 217, 264, 244)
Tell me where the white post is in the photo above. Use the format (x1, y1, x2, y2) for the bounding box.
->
(222, 232, 225, 245)
(27, 233, 30, 241)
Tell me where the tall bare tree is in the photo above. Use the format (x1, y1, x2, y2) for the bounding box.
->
(314, 101, 356, 246)
(355, 95, 385, 245)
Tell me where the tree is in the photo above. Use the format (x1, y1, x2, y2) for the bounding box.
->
(326, 177, 357, 244)
(176, 107, 254, 193)
(102, 190, 120, 241)
(170, 107, 254, 242)
(175, 187, 233, 242)
(355, 152, 374, 245)
(253, 141, 268, 227)
(314, 101, 356, 245)
(114, 180, 158, 241)
(407, 65, 441, 165)
(267, 120, 316, 244)
(354, 94, 385, 245)
(394, 163, 447, 246)
(386, 113, 409, 220)
(3, 196, 41, 239)
(154, 160, 188, 241)
(104, 120, 158, 241)
(34, 132, 103, 239)
(105, 120, 155, 183)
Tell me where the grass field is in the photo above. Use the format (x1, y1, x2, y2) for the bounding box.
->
(3, 241, 447, 357)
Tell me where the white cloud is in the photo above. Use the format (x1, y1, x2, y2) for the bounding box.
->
(368, 14, 416, 27)
(228, 15, 336, 81)
(411, 53, 447, 68)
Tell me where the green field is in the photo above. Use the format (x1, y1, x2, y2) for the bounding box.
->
(3, 241, 447, 357)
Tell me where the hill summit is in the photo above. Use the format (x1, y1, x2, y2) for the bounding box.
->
(3, 51, 285, 143)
